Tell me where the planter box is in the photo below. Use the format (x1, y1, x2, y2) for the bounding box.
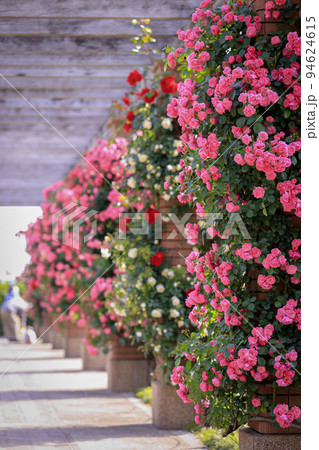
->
(51, 326, 64, 349)
(239, 427, 301, 450)
(107, 335, 149, 392)
(152, 380, 194, 429)
(81, 342, 107, 371)
(63, 322, 86, 358)
(42, 314, 53, 343)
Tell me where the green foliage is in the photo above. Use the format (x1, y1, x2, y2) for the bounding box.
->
(136, 386, 152, 405)
(196, 428, 239, 450)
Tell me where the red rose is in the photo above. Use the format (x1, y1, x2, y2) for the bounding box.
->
(137, 88, 150, 99)
(151, 251, 165, 266)
(144, 90, 158, 104)
(122, 96, 131, 106)
(126, 70, 143, 86)
(160, 76, 178, 94)
(123, 122, 131, 133)
(145, 206, 160, 225)
(126, 111, 134, 122)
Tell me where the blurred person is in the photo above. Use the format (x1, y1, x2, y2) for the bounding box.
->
(1, 285, 30, 341)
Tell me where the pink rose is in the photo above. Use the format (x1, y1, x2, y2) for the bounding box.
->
(252, 398, 261, 407)
(252, 187, 266, 198)
(244, 105, 256, 117)
(271, 36, 281, 45)
(286, 350, 298, 361)
(247, 26, 256, 37)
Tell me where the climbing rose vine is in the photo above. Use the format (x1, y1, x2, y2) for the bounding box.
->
(167, 0, 301, 434)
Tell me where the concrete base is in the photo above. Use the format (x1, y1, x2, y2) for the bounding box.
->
(42, 326, 52, 343)
(239, 427, 301, 449)
(41, 315, 55, 344)
(63, 336, 83, 358)
(152, 380, 194, 429)
(51, 329, 64, 349)
(107, 357, 149, 392)
(81, 343, 106, 370)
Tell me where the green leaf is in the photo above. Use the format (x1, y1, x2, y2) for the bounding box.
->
(236, 117, 246, 127)
(185, 359, 192, 371)
(284, 110, 291, 119)
(253, 122, 263, 134)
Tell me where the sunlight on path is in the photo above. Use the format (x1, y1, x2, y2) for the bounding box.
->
(0, 339, 204, 449)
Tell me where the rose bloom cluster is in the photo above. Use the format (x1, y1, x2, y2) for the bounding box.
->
(166, 0, 300, 433)
(120, 69, 182, 202)
(21, 139, 128, 347)
(105, 205, 192, 381)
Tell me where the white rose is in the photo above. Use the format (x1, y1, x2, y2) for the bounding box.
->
(161, 118, 172, 129)
(127, 177, 136, 188)
(141, 303, 146, 308)
(143, 119, 152, 129)
(136, 331, 142, 338)
(163, 194, 171, 201)
(170, 308, 180, 318)
(171, 296, 180, 306)
(128, 248, 138, 259)
(151, 309, 162, 318)
(138, 154, 148, 162)
(156, 284, 165, 293)
(161, 268, 169, 277)
(154, 345, 161, 353)
(101, 248, 111, 259)
(167, 165, 173, 171)
(178, 320, 185, 327)
(147, 277, 156, 286)
(154, 183, 161, 190)
(136, 280, 142, 289)
(167, 270, 175, 279)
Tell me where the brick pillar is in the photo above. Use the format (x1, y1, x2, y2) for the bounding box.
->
(157, 198, 194, 267)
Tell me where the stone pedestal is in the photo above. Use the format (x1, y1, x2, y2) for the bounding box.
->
(108, 357, 149, 392)
(33, 321, 41, 337)
(107, 335, 149, 392)
(152, 380, 194, 429)
(51, 326, 64, 349)
(63, 323, 86, 358)
(42, 315, 53, 343)
(239, 427, 301, 449)
(81, 342, 107, 371)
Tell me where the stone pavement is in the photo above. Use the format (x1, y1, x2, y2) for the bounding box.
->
(0, 339, 205, 449)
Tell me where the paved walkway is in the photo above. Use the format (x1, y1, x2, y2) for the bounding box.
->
(0, 339, 204, 449)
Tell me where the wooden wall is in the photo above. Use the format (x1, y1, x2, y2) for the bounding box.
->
(0, 0, 199, 205)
